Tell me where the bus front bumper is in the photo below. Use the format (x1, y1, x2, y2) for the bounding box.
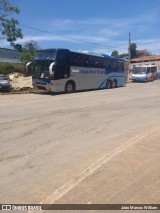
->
(32, 79, 51, 91)
(132, 77, 146, 82)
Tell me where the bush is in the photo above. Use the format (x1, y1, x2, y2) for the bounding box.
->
(0, 62, 25, 75)
(20, 52, 34, 64)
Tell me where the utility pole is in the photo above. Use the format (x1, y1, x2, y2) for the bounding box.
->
(128, 32, 131, 80)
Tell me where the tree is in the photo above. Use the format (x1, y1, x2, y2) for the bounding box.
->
(111, 50, 119, 57)
(20, 52, 34, 64)
(20, 40, 40, 64)
(23, 40, 40, 55)
(130, 43, 138, 59)
(0, 0, 23, 50)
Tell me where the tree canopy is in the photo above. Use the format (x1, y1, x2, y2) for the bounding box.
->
(130, 43, 138, 59)
(111, 50, 119, 57)
(23, 40, 40, 54)
(0, 0, 23, 50)
(20, 40, 40, 64)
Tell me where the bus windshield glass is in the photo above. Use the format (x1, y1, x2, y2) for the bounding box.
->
(35, 49, 57, 60)
(133, 67, 146, 74)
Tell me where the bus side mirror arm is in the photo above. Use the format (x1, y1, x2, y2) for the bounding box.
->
(49, 62, 55, 76)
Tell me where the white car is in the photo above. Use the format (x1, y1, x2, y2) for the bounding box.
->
(0, 75, 12, 92)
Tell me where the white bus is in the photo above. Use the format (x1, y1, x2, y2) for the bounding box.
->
(132, 65, 160, 82)
(26, 48, 128, 93)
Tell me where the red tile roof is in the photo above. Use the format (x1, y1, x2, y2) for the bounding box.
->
(131, 55, 160, 62)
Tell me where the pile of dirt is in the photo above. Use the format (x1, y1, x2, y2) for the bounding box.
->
(9, 72, 33, 91)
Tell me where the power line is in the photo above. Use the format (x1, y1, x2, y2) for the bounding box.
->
(19, 24, 117, 49)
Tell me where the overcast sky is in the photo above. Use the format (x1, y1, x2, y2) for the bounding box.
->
(1, 0, 160, 55)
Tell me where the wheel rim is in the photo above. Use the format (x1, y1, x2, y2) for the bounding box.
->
(106, 81, 111, 89)
(66, 83, 73, 92)
(112, 80, 117, 88)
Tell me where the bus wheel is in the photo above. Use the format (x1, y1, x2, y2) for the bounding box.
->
(106, 80, 112, 89)
(65, 81, 75, 93)
(112, 79, 117, 88)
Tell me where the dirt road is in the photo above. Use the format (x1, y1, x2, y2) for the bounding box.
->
(0, 81, 160, 212)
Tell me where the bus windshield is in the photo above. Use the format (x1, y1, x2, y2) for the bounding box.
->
(35, 49, 57, 60)
(133, 67, 146, 74)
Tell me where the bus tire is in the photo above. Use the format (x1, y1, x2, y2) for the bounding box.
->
(106, 80, 112, 89)
(112, 79, 117, 88)
(65, 81, 75, 93)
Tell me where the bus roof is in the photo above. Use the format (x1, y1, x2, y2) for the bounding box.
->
(36, 48, 127, 61)
(37, 48, 106, 58)
(102, 54, 127, 61)
(70, 50, 127, 61)
(70, 50, 105, 58)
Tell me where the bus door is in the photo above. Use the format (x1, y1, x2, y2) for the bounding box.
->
(146, 66, 157, 81)
(146, 67, 151, 81)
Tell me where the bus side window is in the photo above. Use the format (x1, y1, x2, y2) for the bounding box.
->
(56, 51, 70, 79)
(96, 59, 102, 68)
(77, 55, 82, 66)
(95, 58, 99, 68)
(96, 58, 104, 68)
(110, 60, 117, 70)
(101, 59, 106, 68)
(118, 62, 124, 70)
(70, 52, 78, 66)
(106, 59, 111, 70)
(146, 67, 150, 74)
(84, 55, 89, 67)
(90, 56, 95, 68)
(151, 67, 157, 73)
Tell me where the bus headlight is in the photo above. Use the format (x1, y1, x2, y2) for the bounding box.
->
(49, 62, 55, 76)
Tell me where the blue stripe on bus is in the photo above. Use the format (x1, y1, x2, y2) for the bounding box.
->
(98, 76, 125, 88)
